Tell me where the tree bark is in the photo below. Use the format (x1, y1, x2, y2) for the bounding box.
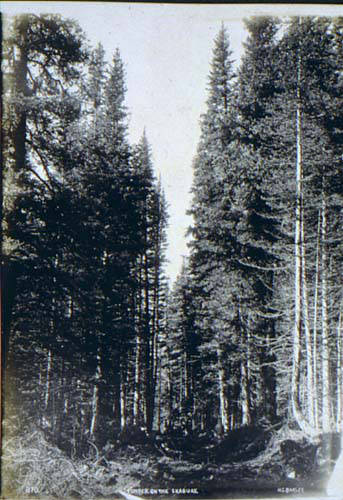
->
(291, 38, 304, 426)
(120, 378, 126, 430)
(144, 251, 154, 432)
(217, 345, 230, 433)
(321, 194, 331, 432)
(240, 314, 252, 425)
(44, 349, 52, 411)
(301, 213, 315, 427)
(13, 16, 29, 174)
(133, 333, 143, 425)
(312, 209, 321, 429)
(2, 18, 29, 371)
(89, 349, 101, 437)
(133, 258, 144, 425)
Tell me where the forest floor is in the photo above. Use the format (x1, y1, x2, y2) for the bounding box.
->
(2, 421, 339, 499)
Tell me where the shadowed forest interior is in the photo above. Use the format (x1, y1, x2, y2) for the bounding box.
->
(2, 12, 343, 499)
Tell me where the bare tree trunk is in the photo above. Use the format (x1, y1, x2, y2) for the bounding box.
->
(133, 258, 144, 425)
(217, 346, 230, 433)
(90, 349, 101, 437)
(120, 378, 126, 430)
(291, 41, 304, 428)
(327, 423, 343, 495)
(55, 357, 66, 445)
(241, 357, 251, 426)
(44, 349, 52, 410)
(321, 194, 331, 433)
(113, 365, 122, 430)
(312, 209, 321, 429)
(290, 35, 317, 437)
(240, 322, 251, 426)
(156, 356, 162, 433)
(144, 252, 153, 431)
(168, 365, 173, 430)
(133, 333, 143, 425)
(146, 292, 159, 431)
(301, 214, 315, 427)
(179, 363, 184, 410)
(75, 379, 86, 456)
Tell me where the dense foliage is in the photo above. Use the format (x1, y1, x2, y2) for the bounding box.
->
(2, 14, 169, 453)
(2, 13, 343, 498)
(172, 16, 343, 439)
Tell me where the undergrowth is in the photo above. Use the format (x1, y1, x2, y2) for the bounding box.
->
(2, 427, 140, 498)
(2, 420, 335, 498)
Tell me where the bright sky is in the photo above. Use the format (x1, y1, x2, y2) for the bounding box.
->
(1, 2, 341, 282)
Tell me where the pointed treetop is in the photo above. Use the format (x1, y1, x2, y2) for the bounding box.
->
(139, 128, 150, 154)
(93, 42, 106, 60)
(132, 130, 155, 183)
(105, 47, 127, 110)
(142, 127, 149, 147)
(86, 42, 107, 109)
(103, 47, 128, 145)
(207, 24, 235, 113)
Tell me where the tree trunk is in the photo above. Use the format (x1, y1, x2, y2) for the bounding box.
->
(151, 285, 160, 431)
(327, 425, 343, 495)
(321, 194, 331, 432)
(301, 213, 315, 427)
(44, 349, 52, 411)
(240, 317, 252, 425)
(144, 251, 154, 432)
(168, 365, 173, 430)
(312, 209, 321, 429)
(290, 35, 317, 438)
(217, 346, 230, 433)
(55, 357, 66, 446)
(89, 349, 101, 437)
(156, 356, 162, 433)
(291, 41, 304, 427)
(133, 258, 144, 425)
(120, 378, 126, 430)
(2, 19, 29, 371)
(13, 16, 29, 174)
(113, 364, 122, 431)
(133, 333, 143, 425)
(241, 356, 251, 426)
(76, 379, 86, 456)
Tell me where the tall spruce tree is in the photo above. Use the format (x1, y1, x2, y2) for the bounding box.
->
(189, 25, 241, 432)
(234, 16, 282, 422)
(130, 132, 169, 432)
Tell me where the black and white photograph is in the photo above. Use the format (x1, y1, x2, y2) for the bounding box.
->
(1, 2, 343, 499)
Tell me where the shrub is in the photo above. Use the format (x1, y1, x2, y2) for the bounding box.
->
(2, 427, 139, 498)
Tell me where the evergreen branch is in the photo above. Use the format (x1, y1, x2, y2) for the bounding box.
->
(237, 259, 289, 272)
